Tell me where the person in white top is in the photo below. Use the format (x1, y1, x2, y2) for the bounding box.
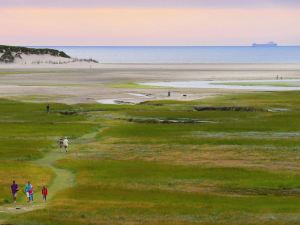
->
(63, 137, 69, 152)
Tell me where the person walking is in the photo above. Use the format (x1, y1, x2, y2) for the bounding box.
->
(46, 104, 50, 113)
(42, 186, 48, 202)
(63, 137, 69, 152)
(59, 137, 64, 150)
(11, 180, 19, 204)
(24, 181, 32, 203)
(29, 183, 34, 202)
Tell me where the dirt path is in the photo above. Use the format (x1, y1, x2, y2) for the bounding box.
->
(35, 150, 75, 200)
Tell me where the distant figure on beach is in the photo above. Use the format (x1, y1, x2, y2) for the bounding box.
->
(168, 91, 171, 97)
(24, 181, 33, 203)
(11, 180, 19, 204)
(59, 137, 64, 150)
(42, 186, 48, 202)
(46, 104, 50, 113)
(63, 137, 69, 152)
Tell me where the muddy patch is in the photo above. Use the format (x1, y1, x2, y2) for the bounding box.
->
(126, 117, 217, 124)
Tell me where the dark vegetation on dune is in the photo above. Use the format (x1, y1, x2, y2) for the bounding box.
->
(0, 45, 70, 63)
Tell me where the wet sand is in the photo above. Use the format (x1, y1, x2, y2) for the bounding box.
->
(0, 63, 299, 104)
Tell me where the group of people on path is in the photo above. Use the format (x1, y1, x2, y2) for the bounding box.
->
(10, 180, 48, 204)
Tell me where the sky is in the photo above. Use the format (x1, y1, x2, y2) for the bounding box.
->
(0, 0, 300, 46)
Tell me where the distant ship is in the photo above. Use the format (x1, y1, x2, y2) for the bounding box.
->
(252, 42, 278, 47)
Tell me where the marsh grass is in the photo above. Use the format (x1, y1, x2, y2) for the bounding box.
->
(4, 91, 300, 224)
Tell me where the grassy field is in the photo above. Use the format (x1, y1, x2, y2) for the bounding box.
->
(1, 91, 300, 224)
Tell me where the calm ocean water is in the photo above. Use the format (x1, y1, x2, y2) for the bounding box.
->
(39, 46, 300, 64)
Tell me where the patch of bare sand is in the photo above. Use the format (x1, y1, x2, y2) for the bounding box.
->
(0, 203, 44, 215)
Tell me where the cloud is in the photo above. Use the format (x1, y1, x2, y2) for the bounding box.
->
(1, 0, 300, 8)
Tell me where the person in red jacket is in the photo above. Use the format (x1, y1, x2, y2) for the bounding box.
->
(42, 186, 48, 202)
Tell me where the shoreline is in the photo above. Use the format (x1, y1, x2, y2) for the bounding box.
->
(1, 62, 300, 70)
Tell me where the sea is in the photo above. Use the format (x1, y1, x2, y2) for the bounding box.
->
(37, 46, 300, 64)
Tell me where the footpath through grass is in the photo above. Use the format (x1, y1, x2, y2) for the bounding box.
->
(0, 100, 97, 218)
(1, 92, 300, 225)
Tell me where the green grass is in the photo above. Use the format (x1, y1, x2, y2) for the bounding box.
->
(56, 160, 300, 191)
(2, 91, 300, 224)
(107, 82, 165, 89)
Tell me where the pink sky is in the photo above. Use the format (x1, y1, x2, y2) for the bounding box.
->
(1, 0, 300, 8)
(1, 7, 300, 45)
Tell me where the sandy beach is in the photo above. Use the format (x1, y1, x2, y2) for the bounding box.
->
(0, 63, 300, 104)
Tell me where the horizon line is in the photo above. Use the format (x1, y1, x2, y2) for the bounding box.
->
(25, 45, 300, 48)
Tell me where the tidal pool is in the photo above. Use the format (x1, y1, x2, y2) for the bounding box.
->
(140, 79, 300, 91)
